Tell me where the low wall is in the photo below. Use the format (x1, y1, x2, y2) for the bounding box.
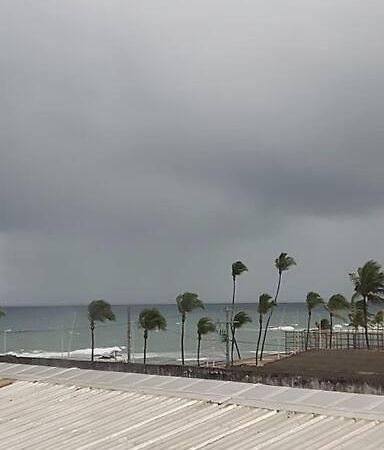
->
(1, 355, 383, 395)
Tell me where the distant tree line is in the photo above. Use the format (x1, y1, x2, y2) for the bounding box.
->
(84, 257, 384, 365)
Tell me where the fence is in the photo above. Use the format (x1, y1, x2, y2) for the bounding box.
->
(285, 330, 384, 353)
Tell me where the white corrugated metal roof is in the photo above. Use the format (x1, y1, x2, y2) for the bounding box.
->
(0, 363, 383, 449)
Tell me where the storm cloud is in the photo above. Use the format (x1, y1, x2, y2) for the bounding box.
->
(2, 1, 384, 304)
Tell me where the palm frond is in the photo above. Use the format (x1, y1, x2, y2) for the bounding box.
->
(197, 317, 216, 335)
(350, 260, 384, 298)
(258, 293, 274, 315)
(306, 292, 323, 312)
(176, 292, 204, 314)
(326, 294, 350, 318)
(88, 300, 115, 323)
(275, 253, 296, 273)
(139, 308, 167, 331)
(232, 261, 248, 278)
(233, 311, 252, 329)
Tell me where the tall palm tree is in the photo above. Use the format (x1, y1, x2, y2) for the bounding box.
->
(230, 261, 248, 364)
(176, 292, 204, 365)
(88, 299, 115, 362)
(232, 311, 252, 360)
(196, 317, 215, 366)
(324, 294, 349, 349)
(305, 292, 323, 350)
(255, 293, 273, 365)
(139, 308, 167, 364)
(260, 253, 296, 360)
(350, 260, 384, 349)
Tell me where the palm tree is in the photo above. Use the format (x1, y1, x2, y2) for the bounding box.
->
(255, 293, 273, 365)
(232, 311, 252, 360)
(348, 298, 366, 348)
(88, 300, 115, 362)
(230, 261, 248, 363)
(324, 294, 349, 349)
(373, 310, 384, 330)
(260, 253, 296, 360)
(196, 317, 215, 366)
(139, 308, 167, 364)
(350, 260, 384, 349)
(305, 292, 323, 350)
(176, 292, 204, 365)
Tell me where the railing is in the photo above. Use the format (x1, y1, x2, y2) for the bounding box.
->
(285, 329, 384, 353)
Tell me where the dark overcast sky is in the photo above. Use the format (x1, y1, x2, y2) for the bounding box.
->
(2, 1, 384, 305)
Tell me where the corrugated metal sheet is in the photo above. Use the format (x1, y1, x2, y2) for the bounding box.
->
(0, 363, 382, 449)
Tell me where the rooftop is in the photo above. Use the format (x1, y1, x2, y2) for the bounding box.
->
(0, 362, 383, 449)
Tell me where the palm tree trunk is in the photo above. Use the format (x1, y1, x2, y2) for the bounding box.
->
(143, 330, 148, 365)
(363, 296, 370, 349)
(255, 315, 263, 366)
(377, 324, 379, 349)
(197, 335, 201, 366)
(234, 335, 241, 359)
(329, 313, 333, 349)
(305, 311, 311, 351)
(260, 272, 282, 360)
(230, 275, 236, 365)
(181, 314, 185, 365)
(90, 322, 95, 362)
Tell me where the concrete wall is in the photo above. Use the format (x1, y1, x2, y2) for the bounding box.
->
(1, 355, 383, 395)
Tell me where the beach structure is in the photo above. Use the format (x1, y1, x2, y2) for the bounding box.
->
(285, 329, 384, 353)
(0, 362, 383, 448)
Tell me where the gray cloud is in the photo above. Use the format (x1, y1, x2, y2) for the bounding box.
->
(1, 0, 384, 304)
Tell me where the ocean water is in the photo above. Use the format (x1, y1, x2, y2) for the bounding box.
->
(0, 303, 351, 363)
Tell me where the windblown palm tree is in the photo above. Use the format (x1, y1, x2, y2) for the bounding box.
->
(88, 300, 115, 362)
(255, 293, 273, 365)
(260, 253, 296, 360)
(232, 311, 252, 360)
(176, 292, 204, 365)
(349, 299, 366, 329)
(196, 317, 215, 366)
(373, 310, 384, 330)
(324, 294, 349, 349)
(350, 260, 384, 349)
(305, 292, 323, 350)
(139, 308, 167, 364)
(230, 261, 248, 364)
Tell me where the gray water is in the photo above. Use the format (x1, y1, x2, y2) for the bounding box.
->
(0, 303, 351, 363)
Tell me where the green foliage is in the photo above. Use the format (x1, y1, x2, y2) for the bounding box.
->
(325, 294, 350, 317)
(275, 253, 296, 274)
(318, 318, 331, 330)
(88, 300, 115, 324)
(232, 261, 248, 278)
(197, 317, 216, 336)
(257, 293, 274, 315)
(233, 311, 252, 329)
(373, 310, 384, 326)
(306, 292, 323, 312)
(139, 308, 167, 332)
(350, 260, 384, 301)
(349, 303, 367, 330)
(0, 308, 5, 319)
(176, 292, 204, 315)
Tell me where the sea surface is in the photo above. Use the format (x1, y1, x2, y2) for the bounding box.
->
(0, 302, 353, 364)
